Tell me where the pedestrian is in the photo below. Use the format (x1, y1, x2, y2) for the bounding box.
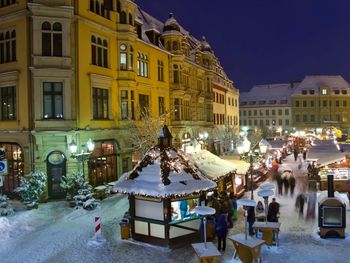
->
(229, 192, 238, 222)
(255, 201, 265, 222)
(303, 149, 307, 160)
(223, 192, 233, 228)
(293, 148, 298, 162)
(215, 212, 228, 252)
(282, 174, 290, 196)
(289, 175, 296, 197)
(247, 205, 256, 236)
(295, 193, 306, 219)
(276, 172, 283, 196)
(306, 192, 316, 220)
(267, 198, 280, 222)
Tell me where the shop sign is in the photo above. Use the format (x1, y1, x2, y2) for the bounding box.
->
(0, 160, 8, 176)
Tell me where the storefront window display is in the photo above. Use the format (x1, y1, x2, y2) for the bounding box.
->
(170, 197, 200, 223)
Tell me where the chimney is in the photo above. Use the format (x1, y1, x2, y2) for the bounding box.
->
(327, 172, 334, 198)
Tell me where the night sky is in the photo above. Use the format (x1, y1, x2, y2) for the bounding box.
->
(137, 0, 350, 92)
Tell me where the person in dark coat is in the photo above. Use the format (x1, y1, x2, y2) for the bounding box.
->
(293, 148, 298, 161)
(276, 173, 283, 196)
(295, 193, 306, 219)
(215, 213, 228, 251)
(282, 175, 290, 196)
(247, 205, 256, 236)
(289, 175, 296, 197)
(267, 198, 280, 222)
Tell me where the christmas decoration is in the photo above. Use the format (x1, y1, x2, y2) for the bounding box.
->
(0, 194, 14, 216)
(15, 171, 46, 209)
(60, 171, 98, 210)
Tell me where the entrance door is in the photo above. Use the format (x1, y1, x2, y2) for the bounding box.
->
(47, 151, 66, 199)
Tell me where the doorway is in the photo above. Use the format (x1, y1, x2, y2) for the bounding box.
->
(47, 151, 66, 199)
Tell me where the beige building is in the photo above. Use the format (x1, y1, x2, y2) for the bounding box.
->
(292, 75, 350, 133)
(239, 83, 297, 136)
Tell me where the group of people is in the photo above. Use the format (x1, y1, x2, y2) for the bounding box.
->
(276, 170, 296, 197)
(208, 190, 238, 252)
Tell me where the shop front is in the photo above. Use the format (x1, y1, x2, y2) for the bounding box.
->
(319, 168, 350, 192)
(88, 140, 118, 187)
(1, 143, 24, 196)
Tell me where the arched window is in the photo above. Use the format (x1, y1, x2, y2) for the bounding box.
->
(42, 22, 62, 57)
(89, 0, 94, 12)
(91, 35, 108, 68)
(120, 11, 126, 24)
(91, 36, 96, 65)
(95, 1, 100, 15)
(137, 52, 149, 77)
(116, 0, 121, 12)
(128, 13, 133, 25)
(172, 41, 178, 51)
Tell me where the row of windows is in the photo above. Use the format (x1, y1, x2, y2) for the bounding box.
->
(240, 109, 289, 117)
(214, 92, 225, 104)
(89, 0, 110, 19)
(214, 113, 225, 125)
(228, 97, 238, 107)
(173, 98, 211, 122)
(295, 114, 345, 123)
(295, 100, 348, 107)
(0, 0, 15, 8)
(0, 29, 16, 64)
(241, 99, 288, 106)
(227, 115, 238, 126)
(240, 119, 290, 127)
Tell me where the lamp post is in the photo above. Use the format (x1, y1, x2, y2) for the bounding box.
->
(69, 138, 95, 176)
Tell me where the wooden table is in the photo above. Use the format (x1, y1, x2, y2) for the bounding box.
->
(228, 233, 265, 263)
(191, 242, 221, 263)
(253, 222, 281, 246)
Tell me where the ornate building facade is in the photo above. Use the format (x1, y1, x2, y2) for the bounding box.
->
(0, 0, 238, 199)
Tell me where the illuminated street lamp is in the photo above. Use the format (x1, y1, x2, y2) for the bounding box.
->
(69, 138, 95, 176)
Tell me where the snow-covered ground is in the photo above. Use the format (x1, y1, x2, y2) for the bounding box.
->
(1, 154, 350, 263)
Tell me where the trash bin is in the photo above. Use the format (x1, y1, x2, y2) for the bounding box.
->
(119, 218, 130, 240)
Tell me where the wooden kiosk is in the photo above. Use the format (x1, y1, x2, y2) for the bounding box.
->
(114, 126, 216, 247)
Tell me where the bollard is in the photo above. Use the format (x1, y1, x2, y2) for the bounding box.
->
(95, 216, 102, 239)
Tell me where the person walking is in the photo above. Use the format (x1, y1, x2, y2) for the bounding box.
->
(293, 148, 298, 162)
(267, 198, 280, 222)
(215, 212, 228, 252)
(255, 201, 265, 222)
(289, 175, 296, 197)
(282, 174, 290, 196)
(276, 172, 283, 196)
(229, 192, 238, 222)
(247, 205, 256, 236)
(295, 193, 306, 219)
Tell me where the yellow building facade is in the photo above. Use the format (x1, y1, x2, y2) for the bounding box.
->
(0, 0, 236, 199)
(291, 75, 350, 133)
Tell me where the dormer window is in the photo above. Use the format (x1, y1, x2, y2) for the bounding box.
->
(269, 100, 276, 105)
(309, 90, 315, 94)
(334, 90, 340, 95)
(259, 100, 266, 105)
(342, 90, 347, 95)
(302, 90, 307, 95)
(321, 89, 328, 95)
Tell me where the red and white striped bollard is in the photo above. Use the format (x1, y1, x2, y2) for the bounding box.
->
(95, 216, 102, 239)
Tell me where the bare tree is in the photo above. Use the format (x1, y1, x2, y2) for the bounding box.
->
(247, 128, 262, 149)
(125, 108, 170, 157)
(213, 124, 239, 154)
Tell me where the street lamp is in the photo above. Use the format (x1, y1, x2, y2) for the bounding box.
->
(69, 138, 95, 176)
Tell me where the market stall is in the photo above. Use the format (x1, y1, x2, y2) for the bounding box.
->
(221, 156, 251, 197)
(114, 126, 216, 247)
(186, 149, 237, 193)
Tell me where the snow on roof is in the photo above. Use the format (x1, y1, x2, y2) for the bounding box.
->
(318, 191, 347, 205)
(240, 83, 295, 105)
(307, 140, 347, 167)
(293, 75, 350, 95)
(114, 147, 216, 198)
(186, 150, 236, 181)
